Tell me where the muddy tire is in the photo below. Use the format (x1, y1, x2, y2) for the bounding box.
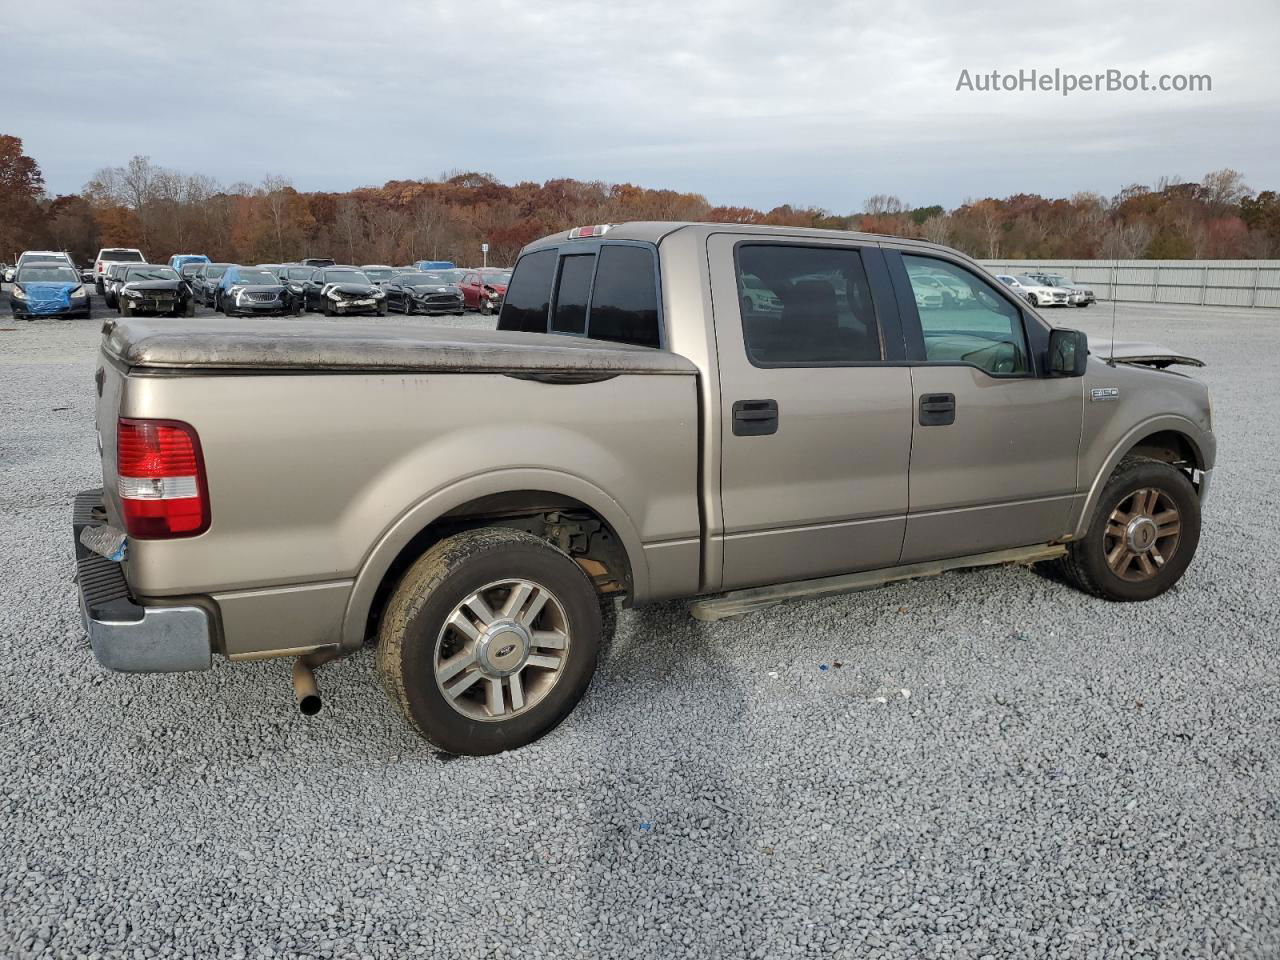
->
(377, 527, 602, 755)
(1055, 456, 1201, 601)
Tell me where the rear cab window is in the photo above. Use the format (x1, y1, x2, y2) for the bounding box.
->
(498, 242, 662, 348)
(734, 243, 885, 365)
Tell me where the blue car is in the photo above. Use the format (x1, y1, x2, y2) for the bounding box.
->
(414, 260, 456, 271)
(8, 263, 91, 320)
(169, 254, 210, 275)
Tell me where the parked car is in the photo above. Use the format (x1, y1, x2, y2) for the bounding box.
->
(168, 254, 210, 276)
(101, 262, 137, 309)
(8, 263, 90, 319)
(74, 223, 1214, 756)
(114, 264, 195, 317)
(1013, 274, 1071, 307)
(1, 263, 14, 284)
(359, 265, 398, 286)
(1027, 272, 1096, 307)
(995, 274, 1032, 301)
(190, 263, 232, 306)
(301, 257, 336, 268)
(459, 268, 511, 315)
(93, 248, 145, 294)
(413, 260, 456, 271)
(274, 265, 315, 306)
(300, 266, 387, 315)
(382, 271, 465, 315)
(17, 250, 74, 271)
(215, 265, 300, 316)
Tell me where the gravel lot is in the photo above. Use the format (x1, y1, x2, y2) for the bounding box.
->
(1, 294, 1277, 959)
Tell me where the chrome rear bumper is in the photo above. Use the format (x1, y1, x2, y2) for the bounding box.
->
(73, 489, 212, 673)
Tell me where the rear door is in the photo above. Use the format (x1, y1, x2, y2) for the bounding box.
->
(886, 249, 1082, 562)
(708, 234, 914, 590)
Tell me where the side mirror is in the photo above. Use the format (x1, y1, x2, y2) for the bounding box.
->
(1047, 327, 1089, 377)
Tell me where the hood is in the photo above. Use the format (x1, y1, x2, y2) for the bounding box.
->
(1101, 340, 1205, 369)
(123, 280, 182, 293)
(229, 283, 284, 294)
(20, 282, 79, 301)
(325, 282, 377, 295)
(410, 284, 461, 295)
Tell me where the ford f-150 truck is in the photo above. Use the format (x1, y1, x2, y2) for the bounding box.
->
(74, 222, 1215, 755)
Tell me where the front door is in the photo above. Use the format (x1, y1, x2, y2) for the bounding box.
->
(708, 235, 914, 591)
(888, 250, 1083, 563)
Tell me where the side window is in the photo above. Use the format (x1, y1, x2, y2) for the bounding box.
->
(902, 255, 1029, 375)
(735, 244, 883, 365)
(551, 254, 596, 334)
(497, 249, 556, 333)
(587, 245, 660, 348)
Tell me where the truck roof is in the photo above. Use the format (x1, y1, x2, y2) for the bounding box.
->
(103, 319, 699, 376)
(521, 221, 948, 252)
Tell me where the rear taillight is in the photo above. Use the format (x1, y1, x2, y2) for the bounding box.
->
(116, 418, 210, 538)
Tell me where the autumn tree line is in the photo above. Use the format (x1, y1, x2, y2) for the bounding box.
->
(3, 134, 1280, 270)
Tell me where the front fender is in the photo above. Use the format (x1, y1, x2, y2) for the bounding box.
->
(339, 468, 650, 649)
(1070, 413, 1214, 539)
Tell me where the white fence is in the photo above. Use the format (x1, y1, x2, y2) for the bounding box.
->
(978, 260, 1280, 309)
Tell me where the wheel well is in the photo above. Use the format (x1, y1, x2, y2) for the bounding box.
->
(1125, 430, 1201, 473)
(363, 491, 633, 644)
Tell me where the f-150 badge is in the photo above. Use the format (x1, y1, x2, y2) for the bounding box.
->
(1091, 387, 1120, 402)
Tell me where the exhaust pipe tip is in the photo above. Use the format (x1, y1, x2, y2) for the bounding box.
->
(291, 656, 326, 717)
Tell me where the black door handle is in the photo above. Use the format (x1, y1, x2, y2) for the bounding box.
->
(919, 393, 955, 426)
(732, 399, 779, 436)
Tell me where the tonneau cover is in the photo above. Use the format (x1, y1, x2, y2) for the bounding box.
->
(103, 319, 697, 375)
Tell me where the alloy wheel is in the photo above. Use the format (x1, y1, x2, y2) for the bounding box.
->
(1104, 487, 1182, 581)
(433, 578, 571, 721)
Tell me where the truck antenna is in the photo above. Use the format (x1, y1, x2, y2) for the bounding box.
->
(1108, 256, 1119, 367)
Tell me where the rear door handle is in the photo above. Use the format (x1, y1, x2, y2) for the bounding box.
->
(732, 399, 779, 436)
(918, 393, 955, 426)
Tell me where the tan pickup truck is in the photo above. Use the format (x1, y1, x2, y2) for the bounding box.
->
(74, 223, 1215, 755)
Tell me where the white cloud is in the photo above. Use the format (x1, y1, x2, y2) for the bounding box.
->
(8, 0, 1278, 211)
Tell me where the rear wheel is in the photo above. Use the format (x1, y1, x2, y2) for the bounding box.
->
(1054, 456, 1200, 601)
(377, 527, 603, 755)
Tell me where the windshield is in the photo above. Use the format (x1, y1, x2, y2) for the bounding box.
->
(181, 265, 202, 277)
(232, 270, 279, 285)
(21, 254, 66, 264)
(126, 266, 180, 281)
(324, 270, 370, 284)
(287, 268, 312, 280)
(402, 272, 452, 287)
(100, 250, 143, 263)
(433, 269, 465, 283)
(1015, 275, 1044, 286)
(205, 265, 229, 279)
(362, 268, 395, 281)
(479, 271, 511, 286)
(18, 266, 79, 283)
(1042, 275, 1070, 285)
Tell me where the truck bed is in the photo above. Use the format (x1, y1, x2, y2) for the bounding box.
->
(103, 319, 698, 376)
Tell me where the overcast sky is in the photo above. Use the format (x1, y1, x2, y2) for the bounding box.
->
(8, 0, 1279, 211)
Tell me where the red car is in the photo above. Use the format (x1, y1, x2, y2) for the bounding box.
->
(459, 269, 511, 315)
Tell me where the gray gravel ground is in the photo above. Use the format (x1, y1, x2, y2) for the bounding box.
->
(1, 295, 1278, 959)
